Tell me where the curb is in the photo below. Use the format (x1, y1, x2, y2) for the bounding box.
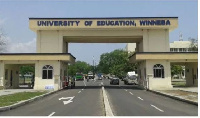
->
(177, 89, 198, 93)
(147, 89, 198, 106)
(0, 89, 63, 112)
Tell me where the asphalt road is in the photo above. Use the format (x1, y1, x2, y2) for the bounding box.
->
(0, 77, 198, 116)
(103, 79, 198, 116)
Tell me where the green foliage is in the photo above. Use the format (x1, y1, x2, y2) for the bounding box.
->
(98, 49, 137, 78)
(171, 65, 183, 76)
(20, 65, 35, 76)
(68, 61, 92, 76)
(188, 38, 198, 51)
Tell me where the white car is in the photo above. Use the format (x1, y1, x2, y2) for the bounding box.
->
(124, 71, 138, 85)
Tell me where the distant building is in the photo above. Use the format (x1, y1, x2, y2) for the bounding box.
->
(170, 41, 192, 52)
(125, 43, 136, 53)
(126, 40, 196, 53)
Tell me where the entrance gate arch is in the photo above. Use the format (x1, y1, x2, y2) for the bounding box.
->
(0, 17, 197, 90)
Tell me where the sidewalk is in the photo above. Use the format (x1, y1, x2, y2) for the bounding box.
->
(149, 89, 198, 105)
(173, 87, 198, 93)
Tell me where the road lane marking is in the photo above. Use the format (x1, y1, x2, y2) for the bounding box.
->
(101, 82, 104, 86)
(102, 86, 114, 116)
(124, 89, 128, 91)
(129, 92, 134, 95)
(78, 91, 81, 93)
(137, 97, 143, 101)
(82, 89, 84, 90)
(48, 112, 55, 117)
(150, 104, 164, 112)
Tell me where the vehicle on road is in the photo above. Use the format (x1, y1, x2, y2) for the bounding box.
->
(98, 77, 102, 80)
(63, 76, 75, 89)
(69, 76, 75, 88)
(110, 77, 119, 85)
(75, 73, 84, 81)
(87, 72, 94, 79)
(124, 71, 138, 85)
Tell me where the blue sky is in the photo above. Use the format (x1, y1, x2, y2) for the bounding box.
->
(0, 0, 198, 65)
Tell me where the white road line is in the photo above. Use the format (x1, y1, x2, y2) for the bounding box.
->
(82, 89, 84, 90)
(101, 82, 104, 86)
(137, 97, 143, 101)
(129, 92, 134, 95)
(102, 86, 114, 116)
(78, 91, 81, 93)
(124, 89, 128, 91)
(150, 104, 164, 112)
(48, 112, 55, 117)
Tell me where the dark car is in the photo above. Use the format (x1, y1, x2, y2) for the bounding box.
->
(110, 77, 119, 85)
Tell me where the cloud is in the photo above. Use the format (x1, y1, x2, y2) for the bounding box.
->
(7, 38, 36, 53)
(0, 18, 6, 26)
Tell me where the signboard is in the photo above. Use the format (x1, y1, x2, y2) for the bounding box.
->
(45, 85, 54, 90)
(37, 19, 171, 27)
(29, 17, 178, 30)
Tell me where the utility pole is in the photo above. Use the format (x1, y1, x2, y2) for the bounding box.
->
(93, 56, 95, 78)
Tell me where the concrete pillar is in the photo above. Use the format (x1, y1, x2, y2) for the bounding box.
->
(142, 29, 169, 52)
(34, 61, 40, 90)
(142, 29, 149, 52)
(11, 65, 19, 89)
(165, 29, 170, 52)
(63, 42, 68, 53)
(0, 61, 4, 87)
(54, 61, 61, 91)
(58, 31, 64, 53)
(36, 30, 41, 53)
(136, 43, 140, 52)
(185, 62, 198, 87)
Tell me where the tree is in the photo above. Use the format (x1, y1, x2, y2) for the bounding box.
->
(188, 38, 198, 51)
(68, 61, 92, 76)
(20, 65, 35, 84)
(98, 49, 137, 78)
(171, 65, 183, 78)
(0, 28, 7, 53)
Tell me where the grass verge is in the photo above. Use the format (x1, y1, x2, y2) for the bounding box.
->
(172, 81, 186, 87)
(0, 86, 3, 90)
(0, 91, 47, 107)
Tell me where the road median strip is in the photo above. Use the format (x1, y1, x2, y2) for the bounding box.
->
(102, 86, 114, 116)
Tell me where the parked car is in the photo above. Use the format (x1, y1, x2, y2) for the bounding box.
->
(110, 77, 119, 85)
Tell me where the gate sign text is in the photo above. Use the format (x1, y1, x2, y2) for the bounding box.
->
(37, 20, 171, 27)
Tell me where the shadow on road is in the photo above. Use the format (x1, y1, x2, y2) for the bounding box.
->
(68, 85, 144, 90)
(67, 86, 102, 89)
(104, 85, 143, 90)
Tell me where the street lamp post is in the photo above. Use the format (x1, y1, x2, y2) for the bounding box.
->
(93, 56, 95, 78)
